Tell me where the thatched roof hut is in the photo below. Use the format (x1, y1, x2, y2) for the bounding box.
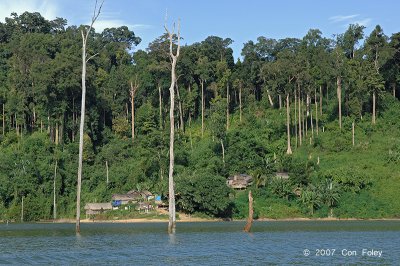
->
(227, 174, 253, 189)
(84, 203, 112, 215)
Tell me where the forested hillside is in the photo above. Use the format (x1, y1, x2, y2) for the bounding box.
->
(1, 12, 400, 221)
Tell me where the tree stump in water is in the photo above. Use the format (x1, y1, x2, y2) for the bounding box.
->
(243, 190, 253, 232)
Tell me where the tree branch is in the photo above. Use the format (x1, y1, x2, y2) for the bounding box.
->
(86, 53, 99, 62)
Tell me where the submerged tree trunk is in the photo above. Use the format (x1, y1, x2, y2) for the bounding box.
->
(54, 160, 57, 221)
(165, 20, 180, 234)
(243, 190, 253, 232)
(337, 76, 342, 130)
(294, 92, 298, 147)
(286, 94, 292, 155)
(21, 196, 24, 222)
(76, 0, 103, 234)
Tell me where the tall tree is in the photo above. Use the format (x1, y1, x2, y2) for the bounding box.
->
(165, 18, 180, 234)
(76, 0, 103, 234)
(365, 25, 389, 124)
(130, 77, 139, 141)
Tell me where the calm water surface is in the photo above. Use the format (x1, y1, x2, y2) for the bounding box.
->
(1, 221, 399, 265)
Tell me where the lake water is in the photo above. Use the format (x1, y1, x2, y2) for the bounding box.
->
(1, 221, 399, 265)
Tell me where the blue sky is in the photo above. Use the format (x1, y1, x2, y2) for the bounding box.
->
(1, 0, 398, 59)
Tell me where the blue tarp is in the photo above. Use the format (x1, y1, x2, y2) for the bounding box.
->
(112, 200, 122, 207)
(155, 195, 161, 201)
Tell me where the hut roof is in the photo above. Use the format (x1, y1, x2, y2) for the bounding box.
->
(126, 190, 143, 198)
(141, 190, 153, 197)
(112, 194, 136, 201)
(275, 172, 289, 179)
(84, 203, 112, 210)
(227, 174, 253, 181)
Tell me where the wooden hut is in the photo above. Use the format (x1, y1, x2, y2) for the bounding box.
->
(84, 203, 112, 218)
(227, 174, 253, 189)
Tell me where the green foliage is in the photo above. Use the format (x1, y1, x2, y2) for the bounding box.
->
(0, 11, 400, 222)
(176, 171, 232, 217)
(322, 167, 371, 193)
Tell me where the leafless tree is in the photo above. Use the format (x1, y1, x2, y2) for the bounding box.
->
(76, 0, 104, 234)
(165, 17, 180, 234)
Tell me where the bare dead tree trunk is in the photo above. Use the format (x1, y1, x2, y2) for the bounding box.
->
(267, 89, 274, 107)
(226, 83, 229, 130)
(243, 190, 253, 232)
(239, 83, 242, 122)
(2, 103, 4, 136)
(55, 122, 59, 145)
(76, 0, 103, 234)
(393, 83, 396, 98)
(302, 97, 305, 139)
(372, 91, 376, 125)
(158, 85, 162, 130)
(352, 121, 355, 146)
(286, 94, 292, 155)
(294, 91, 297, 147)
(220, 139, 225, 166)
(21, 196, 24, 222)
(106, 160, 109, 185)
(201, 79, 205, 137)
(319, 85, 322, 116)
(72, 97, 75, 141)
(279, 94, 282, 109)
(125, 103, 129, 122)
(165, 19, 180, 234)
(337, 76, 342, 130)
(176, 81, 184, 131)
(310, 110, 314, 139)
(315, 87, 319, 135)
(130, 79, 138, 141)
(298, 84, 302, 146)
(54, 160, 57, 221)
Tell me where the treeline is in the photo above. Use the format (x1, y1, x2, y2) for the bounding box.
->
(0, 12, 399, 221)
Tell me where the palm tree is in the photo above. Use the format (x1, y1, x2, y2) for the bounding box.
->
(300, 185, 322, 215)
(320, 179, 341, 217)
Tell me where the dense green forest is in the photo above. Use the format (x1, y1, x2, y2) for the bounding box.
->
(1, 12, 400, 221)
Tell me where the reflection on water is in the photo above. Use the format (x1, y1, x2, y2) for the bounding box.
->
(0, 221, 399, 265)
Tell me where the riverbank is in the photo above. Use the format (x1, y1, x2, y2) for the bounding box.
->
(31, 216, 400, 224)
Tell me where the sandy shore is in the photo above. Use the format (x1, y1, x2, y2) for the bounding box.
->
(38, 216, 400, 224)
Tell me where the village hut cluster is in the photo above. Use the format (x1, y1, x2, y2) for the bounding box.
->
(84, 190, 162, 218)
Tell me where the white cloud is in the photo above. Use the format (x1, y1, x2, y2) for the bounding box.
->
(92, 19, 152, 32)
(352, 18, 372, 27)
(329, 14, 359, 23)
(0, 0, 58, 22)
(329, 14, 372, 28)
